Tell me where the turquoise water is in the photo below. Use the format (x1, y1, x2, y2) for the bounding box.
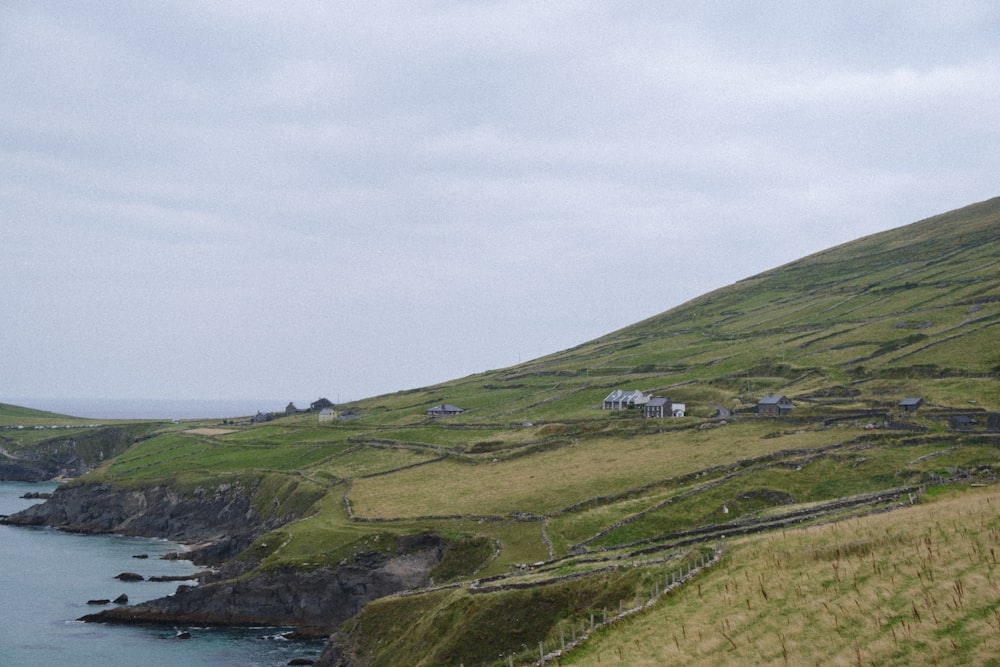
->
(0, 482, 325, 666)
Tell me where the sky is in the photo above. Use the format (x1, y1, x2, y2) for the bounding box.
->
(3, 2, 999, 410)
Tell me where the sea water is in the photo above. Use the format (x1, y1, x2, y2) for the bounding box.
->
(1, 397, 285, 421)
(0, 482, 325, 667)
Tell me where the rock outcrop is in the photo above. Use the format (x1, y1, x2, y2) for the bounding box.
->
(81, 534, 444, 633)
(2, 481, 269, 562)
(3, 479, 446, 639)
(0, 426, 153, 481)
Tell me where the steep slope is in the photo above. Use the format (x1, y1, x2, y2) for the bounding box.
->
(5, 197, 999, 666)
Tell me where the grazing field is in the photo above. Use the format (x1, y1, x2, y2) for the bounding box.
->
(563, 485, 1000, 667)
(347, 424, 872, 520)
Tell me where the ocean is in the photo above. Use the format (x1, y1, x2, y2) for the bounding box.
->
(0, 482, 325, 667)
(2, 398, 287, 421)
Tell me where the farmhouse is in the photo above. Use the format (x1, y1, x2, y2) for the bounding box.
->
(603, 389, 649, 410)
(898, 397, 923, 413)
(643, 397, 686, 418)
(757, 394, 794, 416)
(311, 397, 335, 411)
(426, 404, 465, 417)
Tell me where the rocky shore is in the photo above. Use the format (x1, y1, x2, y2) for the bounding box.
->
(2, 480, 267, 561)
(1, 479, 446, 660)
(80, 534, 444, 634)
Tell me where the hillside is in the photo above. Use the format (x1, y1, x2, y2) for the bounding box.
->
(4, 196, 1000, 666)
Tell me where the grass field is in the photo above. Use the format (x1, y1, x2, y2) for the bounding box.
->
(563, 484, 1000, 667)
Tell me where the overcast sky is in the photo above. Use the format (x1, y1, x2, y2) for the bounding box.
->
(3, 2, 998, 409)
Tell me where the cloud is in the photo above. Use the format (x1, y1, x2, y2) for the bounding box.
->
(2, 2, 999, 405)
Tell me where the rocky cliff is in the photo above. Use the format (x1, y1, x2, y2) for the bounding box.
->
(2, 479, 446, 639)
(2, 480, 268, 561)
(81, 533, 444, 634)
(0, 425, 158, 482)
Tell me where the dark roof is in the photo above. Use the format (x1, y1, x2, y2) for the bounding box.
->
(758, 394, 790, 405)
(899, 397, 923, 406)
(645, 397, 669, 407)
(427, 404, 464, 413)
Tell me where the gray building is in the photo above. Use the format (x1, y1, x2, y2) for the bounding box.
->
(757, 394, 794, 416)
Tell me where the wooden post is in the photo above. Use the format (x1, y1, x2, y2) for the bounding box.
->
(539, 640, 545, 663)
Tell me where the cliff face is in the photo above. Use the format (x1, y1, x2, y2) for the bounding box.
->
(2, 480, 446, 637)
(82, 535, 444, 633)
(0, 426, 155, 482)
(3, 481, 267, 561)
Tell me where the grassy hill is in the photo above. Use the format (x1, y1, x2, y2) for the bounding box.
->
(8, 196, 1000, 665)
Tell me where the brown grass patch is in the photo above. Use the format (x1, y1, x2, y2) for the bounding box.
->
(185, 427, 237, 436)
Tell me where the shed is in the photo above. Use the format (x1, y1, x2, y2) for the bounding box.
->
(757, 395, 794, 416)
(898, 397, 923, 413)
(318, 408, 336, 422)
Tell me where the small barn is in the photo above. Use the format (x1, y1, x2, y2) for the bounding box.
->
(757, 395, 794, 416)
(898, 397, 923, 413)
(426, 404, 465, 417)
(318, 408, 337, 422)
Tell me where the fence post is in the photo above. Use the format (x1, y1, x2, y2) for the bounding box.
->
(539, 640, 545, 663)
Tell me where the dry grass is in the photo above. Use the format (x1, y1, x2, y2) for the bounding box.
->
(347, 424, 865, 518)
(184, 427, 237, 436)
(563, 485, 1000, 666)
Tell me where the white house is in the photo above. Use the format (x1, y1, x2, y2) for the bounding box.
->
(603, 389, 649, 410)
